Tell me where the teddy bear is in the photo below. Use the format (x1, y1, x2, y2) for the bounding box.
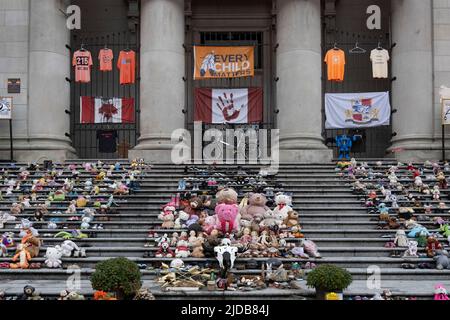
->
(272, 194, 293, 222)
(259, 210, 280, 228)
(427, 236, 443, 257)
(10, 203, 23, 215)
(175, 239, 190, 258)
(216, 188, 238, 205)
(434, 250, 450, 269)
(215, 203, 240, 234)
(240, 193, 270, 220)
(174, 210, 190, 229)
(155, 241, 174, 258)
(437, 171, 448, 190)
(158, 205, 176, 229)
(44, 247, 62, 268)
(394, 229, 409, 247)
(283, 210, 299, 228)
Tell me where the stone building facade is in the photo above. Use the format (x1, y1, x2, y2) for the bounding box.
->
(0, 0, 448, 162)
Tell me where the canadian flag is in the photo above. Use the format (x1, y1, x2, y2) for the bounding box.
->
(80, 96, 135, 124)
(194, 88, 263, 124)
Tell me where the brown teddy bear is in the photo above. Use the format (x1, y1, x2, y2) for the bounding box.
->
(216, 188, 238, 205)
(183, 196, 203, 216)
(283, 210, 299, 227)
(240, 193, 270, 220)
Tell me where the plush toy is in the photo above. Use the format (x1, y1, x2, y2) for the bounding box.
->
(291, 246, 309, 259)
(10, 244, 31, 269)
(403, 240, 418, 257)
(434, 250, 450, 269)
(202, 215, 218, 235)
(427, 236, 443, 257)
(272, 194, 292, 218)
(303, 239, 321, 258)
(259, 210, 280, 228)
(58, 240, 86, 258)
(44, 247, 63, 268)
(215, 203, 240, 234)
(436, 172, 448, 190)
(76, 196, 88, 208)
(65, 200, 77, 214)
(283, 210, 299, 228)
(433, 185, 441, 201)
(408, 225, 430, 238)
(434, 284, 450, 300)
(240, 193, 270, 220)
(174, 210, 190, 229)
(183, 196, 203, 216)
(10, 202, 23, 215)
(440, 224, 450, 243)
(175, 239, 190, 258)
(216, 188, 238, 205)
(158, 206, 176, 229)
(21, 229, 41, 258)
(0, 232, 14, 257)
(155, 241, 174, 258)
(394, 230, 409, 247)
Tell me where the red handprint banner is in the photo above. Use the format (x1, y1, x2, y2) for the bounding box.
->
(194, 88, 263, 124)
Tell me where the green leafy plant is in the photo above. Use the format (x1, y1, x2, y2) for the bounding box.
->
(307, 264, 352, 293)
(90, 258, 142, 299)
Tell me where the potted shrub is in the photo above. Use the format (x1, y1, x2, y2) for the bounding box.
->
(90, 257, 142, 300)
(306, 264, 352, 300)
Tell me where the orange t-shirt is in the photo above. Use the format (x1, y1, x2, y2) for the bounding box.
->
(117, 50, 136, 85)
(73, 50, 93, 83)
(324, 49, 346, 82)
(99, 48, 114, 72)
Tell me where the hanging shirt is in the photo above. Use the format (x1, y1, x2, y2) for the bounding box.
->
(99, 48, 114, 72)
(73, 50, 93, 83)
(324, 49, 346, 82)
(370, 48, 390, 79)
(97, 130, 118, 153)
(117, 50, 136, 85)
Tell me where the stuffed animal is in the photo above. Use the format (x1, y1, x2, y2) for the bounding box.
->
(175, 239, 190, 258)
(436, 172, 448, 190)
(433, 186, 441, 201)
(158, 206, 176, 229)
(434, 284, 450, 300)
(408, 225, 430, 238)
(403, 240, 418, 257)
(183, 196, 203, 216)
(272, 194, 293, 222)
(66, 200, 77, 214)
(155, 241, 174, 258)
(215, 203, 240, 234)
(216, 188, 238, 205)
(259, 210, 280, 228)
(44, 247, 63, 268)
(21, 229, 41, 258)
(0, 232, 14, 257)
(202, 215, 218, 235)
(394, 229, 409, 247)
(440, 224, 450, 243)
(283, 210, 299, 228)
(10, 203, 23, 215)
(434, 250, 450, 269)
(174, 210, 190, 229)
(10, 244, 31, 269)
(59, 240, 86, 257)
(427, 236, 443, 257)
(303, 239, 321, 258)
(240, 193, 270, 220)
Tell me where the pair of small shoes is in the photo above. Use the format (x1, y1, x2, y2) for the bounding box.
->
(418, 262, 433, 269)
(92, 224, 104, 230)
(29, 263, 41, 269)
(304, 262, 316, 269)
(137, 264, 147, 269)
(401, 263, 416, 269)
(0, 262, 10, 268)
(384, 242, 396, 248)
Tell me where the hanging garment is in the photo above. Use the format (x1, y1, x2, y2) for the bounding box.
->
(99, 48, 114, 72)
(97, 130, 118, 153)
(117, 50, 136, 84)
(370, 48, 390, 79)
(324, 48, 346, 82)
(73, 50, 93, 83)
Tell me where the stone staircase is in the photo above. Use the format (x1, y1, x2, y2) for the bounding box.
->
(0, 160, 448, 299)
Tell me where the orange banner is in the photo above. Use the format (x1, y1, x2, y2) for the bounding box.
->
(193, 46, 254, 80)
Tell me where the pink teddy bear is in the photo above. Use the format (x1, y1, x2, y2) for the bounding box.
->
(215, 203, 240, 234)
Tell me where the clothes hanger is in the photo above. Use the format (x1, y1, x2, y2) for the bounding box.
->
(333, 42, 339, 50)
(80, 43, 86, 51)
(377, 41, 384, 50)
(349, 42, 366, 54)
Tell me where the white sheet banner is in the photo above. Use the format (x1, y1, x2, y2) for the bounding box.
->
(325, 92, 391, 129)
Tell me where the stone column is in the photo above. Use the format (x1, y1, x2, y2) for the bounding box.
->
(390, 0, 434, 161)
(129, 0, 185, 162)
(26, 0, 75, 162)
(276, 0, 332, 163)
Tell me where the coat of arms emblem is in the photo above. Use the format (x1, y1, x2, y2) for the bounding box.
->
(345, 98, 379, 124)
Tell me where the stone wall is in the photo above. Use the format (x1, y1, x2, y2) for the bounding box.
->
(0, 0, 29, 158)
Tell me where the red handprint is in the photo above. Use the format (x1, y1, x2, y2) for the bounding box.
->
(217, 92, 240, 122)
